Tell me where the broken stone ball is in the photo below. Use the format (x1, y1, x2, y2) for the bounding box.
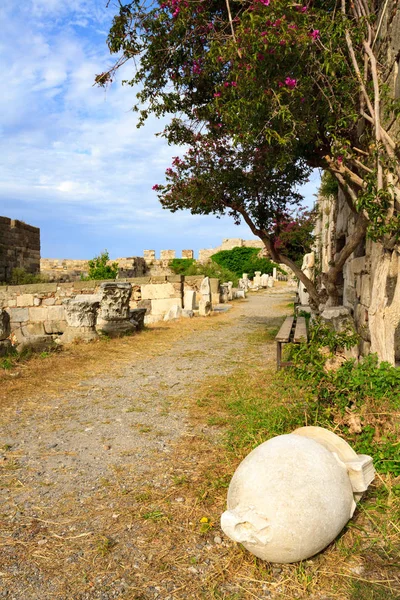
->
(221, 427, 374, 563)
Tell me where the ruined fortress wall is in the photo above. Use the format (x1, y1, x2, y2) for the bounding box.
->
(0, 217, 40, 282)
(40, 257, 148, 282)
(315, 1, 400, 361)
(198, 238, 264, 263)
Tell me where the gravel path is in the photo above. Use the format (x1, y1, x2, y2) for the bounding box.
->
(0, 287, 294, 600)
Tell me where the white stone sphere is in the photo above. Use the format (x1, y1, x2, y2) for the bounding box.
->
(221, 434, 356, 563)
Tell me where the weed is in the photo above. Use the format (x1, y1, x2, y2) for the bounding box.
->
(142, 510, 164, 522)
(95, 535, 117, 556)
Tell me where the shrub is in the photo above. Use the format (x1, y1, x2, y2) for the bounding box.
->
(83, 250, 118, 281)
(286, 321, 400, 475)
(169, 258, 195, 274)
(9, 268, 47, 285)
(211, 247, 281, 279)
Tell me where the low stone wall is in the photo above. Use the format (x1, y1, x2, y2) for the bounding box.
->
(0, 275, 222, 346)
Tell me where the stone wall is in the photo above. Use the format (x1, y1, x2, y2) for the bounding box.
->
(0, 217, 40, 282)
(40, 257, 148, 282)
(314, 2, 400, 364)
(314, 1, 400, 363)
(0, 275, 221, 344)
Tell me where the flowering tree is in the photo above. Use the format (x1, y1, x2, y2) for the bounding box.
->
(99, 0, 400, 357)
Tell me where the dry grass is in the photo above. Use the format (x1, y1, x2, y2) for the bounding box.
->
(1, 306, 399, 599)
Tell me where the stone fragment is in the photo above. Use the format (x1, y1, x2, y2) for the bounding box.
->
(0, 310, 11, 340)
(61, 295, 101, 344)
(0, 339, 12, 357)
(200, 277, 211, 298)
(164, 305, 182, 321)
(273, 267, 277, 280)
(253, 271, 262, 289)
(184, 290, 196, 310)
(260, 274, 269, 288)
(321, 306, 354, 333)
(44, 320, 67, 335)
(220, 284, 229, 303)
(267, 277, 274, 288)
(96, 283, 135, 337)
(182, 309, 194, 318)
(199, 300, 211, 316)
(233, 290, 246, 299)
(129, 308, 147, 330)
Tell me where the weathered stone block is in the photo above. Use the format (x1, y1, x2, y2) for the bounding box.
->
(199, 300, 212, 316)
(182, 309, 194, 318)
(141, 282, 179, 300)
(166, 275, 183, 283)
(46, 305, 65, 321)
(44, 320, 67, 334)
(360, 274, 371, 306)
(17, 294, 34, 307)
(137, 299, 151, 311)
(164, 305, 182, 321)
(321, 306, 355, 333)
(151, 298, 183, 315)
(0, 310, 11, 340)
(22, 322, 45, 336)
(209, 278, 220, 293)
(43, 297, 56, 306)
(28, 307, 48, 322)
(97, 282, 132, 328)
(7, 307, 29, 323)
(130, 308, 147, 330)
(184, 290, 196, 310)
(181, 250, 194, 259)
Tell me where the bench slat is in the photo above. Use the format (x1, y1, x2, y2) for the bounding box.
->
(275, 316, 294, 342)
(293, 316, 307, 343)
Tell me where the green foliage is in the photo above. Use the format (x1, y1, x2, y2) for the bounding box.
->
(9, 268, 47, 285)
(211, 246, 280, 279)
(83, 250, 118, 281)
(287, 321, 400, 476)
(169, 258, 195, 274)
(168, 256, 238, 284)
(319, 171, 339, 198)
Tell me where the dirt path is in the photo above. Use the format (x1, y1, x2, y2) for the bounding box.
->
(1, 287, 294, 600)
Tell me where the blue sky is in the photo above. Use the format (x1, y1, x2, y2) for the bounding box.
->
(0, 0, 320, 260)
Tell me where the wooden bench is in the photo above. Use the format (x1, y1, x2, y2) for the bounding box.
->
(275, 316, 308, 370)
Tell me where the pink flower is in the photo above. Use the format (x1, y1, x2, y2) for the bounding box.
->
(214, 92, 221, 97)
(231, 81, 237, 87)
(285, 76, 297, 89)
(288, 23, 298, 30)
(278, 81, 284, 88)
(258, 0, 270, 5)
(337, 156, 343, 164)
(279, 40, 286, 45)
(224, 81, 230, 87)
(310, 29, 320, 40)
(152, 184, 160, 190)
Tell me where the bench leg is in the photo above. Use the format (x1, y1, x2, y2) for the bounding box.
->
(277, 341, 282, 371)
